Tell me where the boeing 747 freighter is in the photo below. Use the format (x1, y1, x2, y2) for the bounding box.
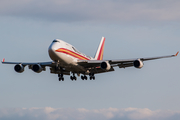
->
(2, 37, 179, 81)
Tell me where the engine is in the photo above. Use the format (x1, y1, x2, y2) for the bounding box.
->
(14, 64, 24, 73)
(32, 64, 43, 73)
(133, 59, 144, 69)
(100, 61, 111, 71)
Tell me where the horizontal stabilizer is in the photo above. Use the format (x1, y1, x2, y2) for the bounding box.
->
(2, 58, 5, 62)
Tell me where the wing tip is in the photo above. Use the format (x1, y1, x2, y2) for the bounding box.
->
(175, 51, 179, 56)
(2, 58, 5, 63)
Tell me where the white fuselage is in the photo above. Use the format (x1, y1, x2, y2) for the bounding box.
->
(48, 39, 94, 72)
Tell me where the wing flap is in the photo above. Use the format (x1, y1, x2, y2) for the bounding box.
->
(91, 67, 115, 74)
(77, 60, 103, 68)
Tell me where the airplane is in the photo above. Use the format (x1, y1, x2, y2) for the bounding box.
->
(2, 37, 179, 81)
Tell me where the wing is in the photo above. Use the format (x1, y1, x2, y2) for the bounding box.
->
(78, 51, 179, 73)
(2, 58, 55, 66)
(2, 59, 72, 75)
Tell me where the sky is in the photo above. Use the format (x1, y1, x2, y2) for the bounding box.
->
(0, 0, 180, 120)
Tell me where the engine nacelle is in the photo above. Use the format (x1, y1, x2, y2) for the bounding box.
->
(32, 64, 43, 73)
(133, 59, 144, 69)
(14, 64, 24, 73)
(100, 61, 111, 71)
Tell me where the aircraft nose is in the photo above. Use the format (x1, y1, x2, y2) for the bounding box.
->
(48, 43, 57, 54)
(49, 40, 61, 50)
(48, 42, 60, 60)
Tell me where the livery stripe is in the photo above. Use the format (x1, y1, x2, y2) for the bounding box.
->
(100, 45, 104, 60)
(56, 48, 90, 60)
(97, 38, 105, 60)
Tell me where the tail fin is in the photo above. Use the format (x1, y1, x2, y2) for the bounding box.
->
(94, 37, 105, 60)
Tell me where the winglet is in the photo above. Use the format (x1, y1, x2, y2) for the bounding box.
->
(175, 51, 179, 56)
(2, 58, 5, 63)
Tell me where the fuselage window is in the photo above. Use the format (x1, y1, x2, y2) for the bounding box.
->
(72, 47, 81, 54)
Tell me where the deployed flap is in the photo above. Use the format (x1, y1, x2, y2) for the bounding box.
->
(77, 60, 103, 68)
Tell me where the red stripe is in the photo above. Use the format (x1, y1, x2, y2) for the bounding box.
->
(56, 48, 90, 60)
(97, 39, 105, 60)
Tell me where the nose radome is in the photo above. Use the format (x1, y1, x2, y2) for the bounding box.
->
(49, 42, 59, 52)
(48, 45, 54, 57)
(48, 44, 54, 53)
(48, 43, 60, 61)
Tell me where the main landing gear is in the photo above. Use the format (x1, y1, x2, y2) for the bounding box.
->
(81, 73, 95, 80)
(70, 73, 77, 81)
(58, 74, 64, 81)
(81, 75, 87, 80)
(89, 73, 95, 80)
(57, 73, 95, 81)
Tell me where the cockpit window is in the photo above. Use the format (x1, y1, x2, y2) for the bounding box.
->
(53, 40, 60, 43)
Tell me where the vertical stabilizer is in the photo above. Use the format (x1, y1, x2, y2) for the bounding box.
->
(94, 37, 105, 60)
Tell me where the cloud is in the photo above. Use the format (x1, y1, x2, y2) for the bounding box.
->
(0, 0, 180, 23)
(0, 107, 180, 120)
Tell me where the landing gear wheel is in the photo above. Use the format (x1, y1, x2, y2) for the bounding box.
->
(70, 75, 77, 81)
(81, 76, 84, 80)
(70, 76, 73, 81)
(58, 74, 64, 81)
(89, 73, 95, 80)
(59, 77, 64, 81)
(81, 75, 87, 80)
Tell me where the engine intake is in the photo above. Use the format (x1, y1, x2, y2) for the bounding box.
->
(133, 59, 144, 69)
(101, 61, 111, 71)
(14, 64, 24, 73)
(32, 64, 43, 73)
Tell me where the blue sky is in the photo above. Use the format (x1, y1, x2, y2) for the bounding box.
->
(0, 0, 180, 120)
